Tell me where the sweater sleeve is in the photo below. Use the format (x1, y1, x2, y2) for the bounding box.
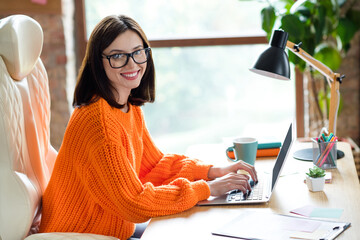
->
(81, 139, 211, 223)
(139, 126, 213, 186)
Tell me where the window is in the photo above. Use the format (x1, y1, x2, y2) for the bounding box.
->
(144, 46, 295, 153)
(82, 0, 295, 153)
(85, 0, 266, 39)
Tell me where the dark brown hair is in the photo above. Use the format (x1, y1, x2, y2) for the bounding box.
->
(73, 15, 155, 108)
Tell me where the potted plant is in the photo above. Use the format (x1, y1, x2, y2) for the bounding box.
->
(259, 0, 360, 135)
(306, 165, 326, 192)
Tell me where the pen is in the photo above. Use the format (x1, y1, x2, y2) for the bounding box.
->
(328, 136, 337, 166)
(327, 133, 334, 142)
(320, 223, 351, 240)
(321, 133, 327, 142)
(320, 226, 340, 240)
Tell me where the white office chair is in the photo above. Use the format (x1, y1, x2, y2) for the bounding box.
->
(0, 15, 119, 240)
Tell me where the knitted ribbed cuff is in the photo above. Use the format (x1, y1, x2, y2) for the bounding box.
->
(190, 180, 211, 202)
(193, 161, 213, 181)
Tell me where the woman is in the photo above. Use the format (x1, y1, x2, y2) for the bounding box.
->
(39, 15, 257, 239)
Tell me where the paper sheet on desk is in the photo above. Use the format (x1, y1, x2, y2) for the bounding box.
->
(212, 210, 320, 240)
(290, 230, 327, 240)
(291, 205, 344, 219)
(212, 210, 349, 240)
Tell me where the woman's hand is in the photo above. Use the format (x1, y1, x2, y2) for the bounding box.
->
(206, 161, 258, 197)
(208, 161, 258, 182)
(207, 172, 251, 197)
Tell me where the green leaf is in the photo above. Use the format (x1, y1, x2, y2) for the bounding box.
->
(261, 6, 276, 39)
(314, 5, 326, 45)
(280, 14, 305, 40)
(296, 6, 311, 18)
(337, 17, 358, 52)
(314, 44, 342, 71)
(318, 89, 326, 113)
(290, 0, 310, 16)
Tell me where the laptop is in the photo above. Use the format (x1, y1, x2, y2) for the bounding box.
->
(197, 123, 293, 206)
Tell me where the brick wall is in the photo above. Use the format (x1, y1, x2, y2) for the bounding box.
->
(34, 14, 70, 150)
(337, 31, 360, 144)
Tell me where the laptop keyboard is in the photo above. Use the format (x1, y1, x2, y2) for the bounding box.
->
(226, 180, 263, 202)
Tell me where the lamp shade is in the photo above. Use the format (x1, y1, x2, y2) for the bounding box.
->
(250, 30, 290, 80)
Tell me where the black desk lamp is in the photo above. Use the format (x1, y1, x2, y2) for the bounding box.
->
(250, 29, 344, 161)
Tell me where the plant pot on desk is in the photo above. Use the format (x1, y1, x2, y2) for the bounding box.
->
(306, 176, 325, 192)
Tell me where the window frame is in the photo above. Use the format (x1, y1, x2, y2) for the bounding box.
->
(74, 0, 304, 137)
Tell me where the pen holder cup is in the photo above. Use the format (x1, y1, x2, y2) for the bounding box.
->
(312, 138, 337, 169)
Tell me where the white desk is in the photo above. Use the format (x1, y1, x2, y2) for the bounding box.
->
(141, 141, 360, 240)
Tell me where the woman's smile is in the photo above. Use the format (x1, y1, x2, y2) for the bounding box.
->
(121, 70, 140, 80)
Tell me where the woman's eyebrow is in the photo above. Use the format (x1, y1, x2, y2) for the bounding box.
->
(132, 45, 144, 50)
(108, 45, 144, 54)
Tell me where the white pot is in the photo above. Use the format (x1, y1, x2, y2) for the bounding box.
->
(306, 176, 325, 192)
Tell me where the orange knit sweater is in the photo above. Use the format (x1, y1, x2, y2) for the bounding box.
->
(39, 98, 212, 239)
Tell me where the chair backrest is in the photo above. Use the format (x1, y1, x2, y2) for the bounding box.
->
(0, 14, 57, 240)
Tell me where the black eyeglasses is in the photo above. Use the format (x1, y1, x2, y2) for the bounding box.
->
(102, 47, 151, 69)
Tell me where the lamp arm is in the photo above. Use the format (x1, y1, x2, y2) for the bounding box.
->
(286, 41, 336, 86)
(285, 40, 342, 135)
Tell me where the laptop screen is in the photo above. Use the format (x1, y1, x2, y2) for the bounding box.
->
(271, 124, 293, 190)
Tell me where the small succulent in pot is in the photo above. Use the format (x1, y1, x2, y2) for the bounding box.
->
(306, 165, 326, 178)
(306, 165, 326, 192)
